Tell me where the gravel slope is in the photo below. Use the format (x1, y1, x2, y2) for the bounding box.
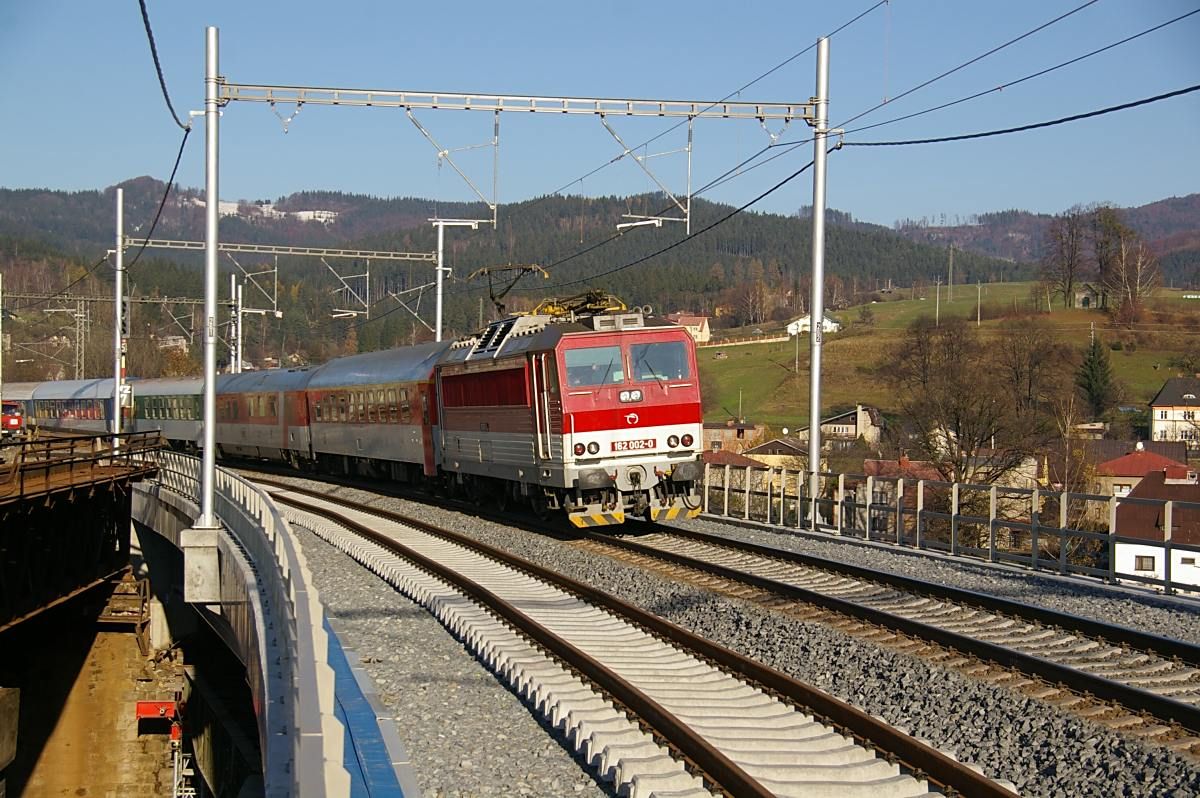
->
(270, 476, 1200, 797)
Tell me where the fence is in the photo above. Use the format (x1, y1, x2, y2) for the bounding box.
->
(704, 463, 1200, 596)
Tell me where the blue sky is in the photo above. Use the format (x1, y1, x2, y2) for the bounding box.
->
(1, 1, 1197, 227)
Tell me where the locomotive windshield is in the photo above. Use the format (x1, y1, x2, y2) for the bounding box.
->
(631, 341, 691, 382)
(565, 346, 624, 387)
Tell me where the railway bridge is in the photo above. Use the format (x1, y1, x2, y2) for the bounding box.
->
(0, 438, 415, 797)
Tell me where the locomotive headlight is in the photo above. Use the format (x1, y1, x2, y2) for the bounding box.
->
(587, 441, 600, 455)
(619, 389, 643, 403)
(573, 443, 586, 457)
(681, 434, 694, 447)
(667, 435, 680, 448)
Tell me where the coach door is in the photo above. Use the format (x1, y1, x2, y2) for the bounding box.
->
(531, 353, 556, 461)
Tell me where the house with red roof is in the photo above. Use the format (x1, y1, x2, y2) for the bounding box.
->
(1114, 466, 1200, 589)
(664, 313, 711, 343)
(1094, 443, 1190, 499)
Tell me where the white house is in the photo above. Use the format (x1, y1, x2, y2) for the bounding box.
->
(664, 313, 712, 343)
(787, 314, 841, 335)
(1114, 466, 1200, 591)
(1149, 377, 1200, 449)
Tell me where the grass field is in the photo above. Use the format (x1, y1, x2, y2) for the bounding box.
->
(699, 282, 1200, 429)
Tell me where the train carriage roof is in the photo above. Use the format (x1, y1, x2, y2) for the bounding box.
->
(218, 367, 314, 394)
(307, 341, 451, 388)
(2, 382, 40, 401)
(32, 378, 115, 401)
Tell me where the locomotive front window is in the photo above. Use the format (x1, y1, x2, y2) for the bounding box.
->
(631, 341, 690, 382)
(565, 346, 624, 387)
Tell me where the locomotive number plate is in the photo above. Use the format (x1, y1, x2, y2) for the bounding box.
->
(612, 438, 655, 452)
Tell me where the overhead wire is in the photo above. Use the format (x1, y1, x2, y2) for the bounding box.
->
(836, 0, 1101, 129)
(137, 0, 190, 131)
(338, 3, 890, 334)
(843, 83, 1200, 147)
(540, 0, 889, 200)
(14, 128, 191, 312)
(843, 7, 1200, 136)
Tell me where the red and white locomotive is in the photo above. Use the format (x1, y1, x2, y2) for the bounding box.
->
(30, 296, 705, 527)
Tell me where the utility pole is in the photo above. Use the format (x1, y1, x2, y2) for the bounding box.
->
(977, 281, 981, 326)
(948, 244, 954, 301)
(113, 188, 125, 453)
(200, 25, 219, 529)
(431, 218, 483, 341)
(935, 277, 941, 327)
(807, 36, 830, 530)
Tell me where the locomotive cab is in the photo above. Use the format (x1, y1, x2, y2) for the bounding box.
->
(555, 317, 703, 526)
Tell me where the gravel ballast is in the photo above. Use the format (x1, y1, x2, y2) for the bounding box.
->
(291, 521, 613, 798)
(268, 475, 1200, 797)
(684, 514, 1200, 646)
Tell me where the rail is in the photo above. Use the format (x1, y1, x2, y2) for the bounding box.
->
(0, 431, 161, 500)
(704, 463, 1200, 596)
(141, 451, 349, 796)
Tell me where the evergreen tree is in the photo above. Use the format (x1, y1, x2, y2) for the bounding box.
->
(1075, 338, 1116, 419)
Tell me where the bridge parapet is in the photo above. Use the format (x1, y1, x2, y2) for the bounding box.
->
(135, 451, 350, 796)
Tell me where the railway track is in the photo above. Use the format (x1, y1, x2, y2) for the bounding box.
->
(258, 478, 1016, 797)
(579, 525, 1200, 749)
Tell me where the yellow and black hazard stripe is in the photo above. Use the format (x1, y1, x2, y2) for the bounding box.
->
(569, 511, 626, 527)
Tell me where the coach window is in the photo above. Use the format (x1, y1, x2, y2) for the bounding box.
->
(564, 345, 624, 387)
(339, 394, 348, 422)
(387, 389, 398, 423)
(269, 397, 277, 418)
(367, 392, 377, 423)
(400, 389, 411, 423)
(421, 392, 429, 424)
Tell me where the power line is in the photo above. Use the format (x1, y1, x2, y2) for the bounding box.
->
(13, 128, 191, 312)
(137, 0, 189, 131)
(541, 0, 887, 199)
(543, 156, 823, 292)
(844, 83, 1200, 147)
(844, 7, 1200, 136)
(125, 128, 192, 272)
(837, 0, 1101, 129)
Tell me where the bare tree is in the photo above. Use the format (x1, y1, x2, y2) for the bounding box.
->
(1088, 204, 1128, 310)
(1104, 233, 1159, 329)
(880, 317, 1053, 485)
(994, 317, 1072, 419)
(1040, 207, 1086, 308)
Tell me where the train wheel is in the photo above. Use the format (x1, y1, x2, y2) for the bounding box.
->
(531, 494, 551, 521)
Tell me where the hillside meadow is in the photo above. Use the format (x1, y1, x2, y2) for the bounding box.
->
(699, 282, 1200, 429)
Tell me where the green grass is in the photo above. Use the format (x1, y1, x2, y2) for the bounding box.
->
(699, 281, 1200, 427)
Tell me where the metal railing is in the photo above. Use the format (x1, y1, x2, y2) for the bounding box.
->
(704, 463, 1200, 597)
(143, 451, 349, 796)
(0, 431, 161, 498)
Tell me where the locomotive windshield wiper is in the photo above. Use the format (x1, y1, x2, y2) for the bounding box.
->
(600, 357, 615, 386)
(638, 352, 665, 391)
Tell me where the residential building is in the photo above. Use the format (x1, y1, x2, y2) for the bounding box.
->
(702, 420, 765, 453)
(1114, 467, 1200, 589)
(742, 436, 808, 469)
(1094, 444, 1190, 498)
(664, 313, 711, 343)
(790, 404, 885, 451)
(786, 314, 841, 335)
(1149, 377, 1200, 449)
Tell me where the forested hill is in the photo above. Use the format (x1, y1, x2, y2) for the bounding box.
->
(0, 180, 1019, 362)
(889, 194, 1200, 286)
